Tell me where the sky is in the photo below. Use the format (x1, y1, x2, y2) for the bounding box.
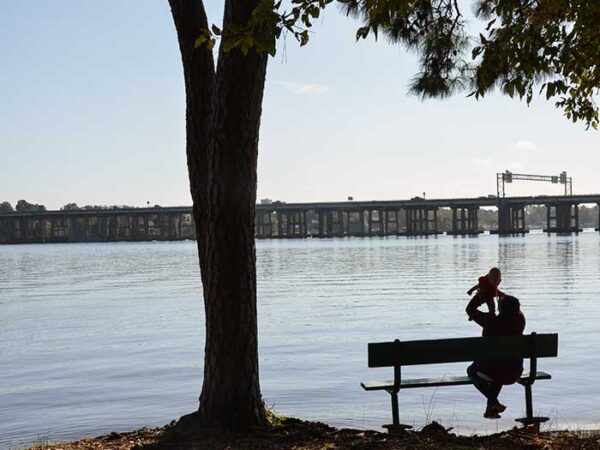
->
(0, 1, 598, 210)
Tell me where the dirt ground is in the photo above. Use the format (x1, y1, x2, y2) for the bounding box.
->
(31, 413, 600, 450)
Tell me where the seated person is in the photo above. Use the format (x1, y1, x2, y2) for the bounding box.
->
(466, 294, 525, 419)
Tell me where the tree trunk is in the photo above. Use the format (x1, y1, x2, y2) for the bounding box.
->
(169, 0, 268, 429)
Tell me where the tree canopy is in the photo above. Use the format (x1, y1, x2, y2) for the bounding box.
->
(198, 0, 600, 128)
(0, 201, 14, 213)
(15, 200, 46, 212)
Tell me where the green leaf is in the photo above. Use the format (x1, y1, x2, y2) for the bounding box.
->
(194, 36, 207, 49)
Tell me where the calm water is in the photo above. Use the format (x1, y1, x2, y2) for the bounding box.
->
(2, 233, 600, 448)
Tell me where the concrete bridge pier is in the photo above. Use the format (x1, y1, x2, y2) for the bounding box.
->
(97, 217, 109, 241)
(496, 203, 528, 235)
(22, 217, 31, 242)
(303, 211, 309, 237)
(383, 210, 399, 235)
(287, 210, 307, 238)
(326, 211, 333, 236)
(256, 211, 270, 238)
(366, 210, 373, 235)
(448, 206, 482, 236)
(597, 203, 600, 232)
(267, 211, 275, 238)
(157, 214, 168, 240)
(118, 215, 131, 240)
(379, 210, 387, 236)
(286, 211, 294, 237)
(14, 218, 22, 242)
(130, 216, 140, 240)
(544, 203, 581, 233)
(331, 210, 345, 236)
(404, 207, 440, 236)
(366, 209, 385, 236)
(175, 213, 184, 239)
(280, 211, 290, 238)
(301, 210, 308, 237)
(344, 210, 359, 236)
(1, 217, 15, 243)
(374, 209, 384, 236)
(38, 218, 48, 242)
(108, 216, 118, 240)
(317, 211, 323, 237)
(68, 217, 82, 242)
(357, 210, 366, 236)
(0, 217, 14, 243)
(171, 213, 182, 239)
(316, 211, 330, 237)
(366, 210, 378, 235)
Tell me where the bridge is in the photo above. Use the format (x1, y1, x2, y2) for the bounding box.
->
(1, 194, 599, 244)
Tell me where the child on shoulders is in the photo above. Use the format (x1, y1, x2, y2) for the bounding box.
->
(467, 267, 504, 317)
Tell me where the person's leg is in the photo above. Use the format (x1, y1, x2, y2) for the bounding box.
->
(467, 365, 503, 418)
(467, 364, 495, 402)
(488, 383, 502, 406)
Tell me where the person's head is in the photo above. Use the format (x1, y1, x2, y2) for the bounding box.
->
(498, 295, 520, 317)
(488, 267, 502, 286)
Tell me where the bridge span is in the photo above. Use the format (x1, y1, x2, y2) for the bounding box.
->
(1, 194, 599, 244)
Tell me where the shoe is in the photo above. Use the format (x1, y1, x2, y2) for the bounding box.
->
(484, 405, 501, 419)
(491, 403, 506, 413)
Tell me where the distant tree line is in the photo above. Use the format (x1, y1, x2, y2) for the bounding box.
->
(59, 203, 142, 211)
(0, 200, 47, 213)
(0, 201, 160, 213)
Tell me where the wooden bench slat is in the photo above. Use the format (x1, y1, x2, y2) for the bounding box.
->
(368, 334, 558, 367)
(360, 371, 552, 391)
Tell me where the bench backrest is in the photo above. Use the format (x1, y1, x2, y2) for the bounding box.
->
(368, 333, 558, 368)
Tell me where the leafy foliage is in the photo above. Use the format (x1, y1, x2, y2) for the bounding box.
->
(196, 0, 599, 128)
(195, 0, 334, 56)
(61, 202, 82, 211)
(15, 199, 46, 212)
(472, 0, 600, 129)
(0, 201, 14, 213)
(341, 0, 468, 98)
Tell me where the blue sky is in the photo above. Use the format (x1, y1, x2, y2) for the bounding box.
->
(1, 1, 598, 210)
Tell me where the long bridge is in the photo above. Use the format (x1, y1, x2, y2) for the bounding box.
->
(1, 194, 599, 244)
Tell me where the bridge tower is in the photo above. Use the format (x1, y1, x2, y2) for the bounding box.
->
(496, 171, 577, 234)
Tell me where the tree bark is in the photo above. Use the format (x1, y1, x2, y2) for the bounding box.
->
(169, 0, 268, 429)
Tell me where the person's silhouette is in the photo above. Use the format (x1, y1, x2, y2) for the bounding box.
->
(466, 294, 525, 419)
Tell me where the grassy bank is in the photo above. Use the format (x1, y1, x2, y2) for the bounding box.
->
(31, 414, 600, 450)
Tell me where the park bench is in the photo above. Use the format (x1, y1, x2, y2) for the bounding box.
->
(361, 332, 558, 431)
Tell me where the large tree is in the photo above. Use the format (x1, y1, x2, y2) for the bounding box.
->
(168, 0, 599, 431)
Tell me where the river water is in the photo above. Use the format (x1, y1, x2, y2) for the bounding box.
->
(1, 232, 600, 448)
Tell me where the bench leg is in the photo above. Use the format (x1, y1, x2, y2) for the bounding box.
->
(382, 390, 412, 433)
(515, 383, 549, 428)
(525, 383, 533, 419)
(391, 391, 399, 426)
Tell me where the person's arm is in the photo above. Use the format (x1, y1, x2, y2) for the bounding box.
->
(466, 294, 492, 328)
(467, 284, 478, 295)
(485, 298, 496, 315)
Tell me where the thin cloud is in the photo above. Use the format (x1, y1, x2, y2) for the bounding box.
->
(514, 140, 538, 151)
(280, 82, 329, 95)
(475, 157, 496, 167)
